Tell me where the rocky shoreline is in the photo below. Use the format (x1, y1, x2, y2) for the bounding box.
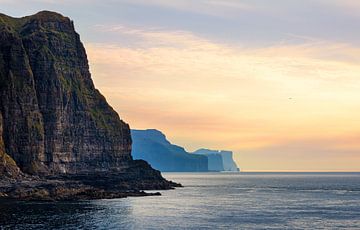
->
(0, 160, 181, 201)
(0, 178, 179, 201)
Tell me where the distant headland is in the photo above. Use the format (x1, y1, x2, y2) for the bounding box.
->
(131, 129, 240, 172)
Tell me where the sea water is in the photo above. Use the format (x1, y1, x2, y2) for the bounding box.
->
(0, 172, 359, 229)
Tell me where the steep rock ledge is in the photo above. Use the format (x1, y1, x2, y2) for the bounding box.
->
(0, 11, 180, 200)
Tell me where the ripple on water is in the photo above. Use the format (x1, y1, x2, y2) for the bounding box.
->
(0, 172, 359, 229)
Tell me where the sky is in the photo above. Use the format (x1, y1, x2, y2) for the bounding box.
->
(1, 0, 360, 171)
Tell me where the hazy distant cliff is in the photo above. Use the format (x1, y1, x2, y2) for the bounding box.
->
(132, 129, 240, 172)
(193, 149, 239, 172)
(131, 129, 208, 172)
(0, 11, 178, 199)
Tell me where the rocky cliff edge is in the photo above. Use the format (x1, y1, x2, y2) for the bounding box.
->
(0, 11, 180, 200)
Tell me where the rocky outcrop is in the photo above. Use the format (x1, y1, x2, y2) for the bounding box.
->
(0, 159, 176, 201)
(131, 129, 208, 172)
(193, 149, 240, 172)
(0, 11, 179, 200)
(0, 11, 133, 175)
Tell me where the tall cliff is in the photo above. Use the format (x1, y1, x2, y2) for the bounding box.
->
(0, 11, 134, 175)
(0, 113, 21, 179)
(131, 129, 208, 172)
(0, 11, 180, 200)
(193, 149, 240, 172)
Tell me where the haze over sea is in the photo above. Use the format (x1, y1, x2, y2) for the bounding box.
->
(3, 0, 360, 172)
(1, 172, 359, 229)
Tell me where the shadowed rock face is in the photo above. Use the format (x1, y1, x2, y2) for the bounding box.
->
(0, 113, 21, 179)
(131, 129, 208, 172)
(0, 11, 179, 199)
(0, 11, 132, 175)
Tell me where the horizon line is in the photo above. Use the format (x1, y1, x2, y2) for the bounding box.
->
(237, 170, 360, 173)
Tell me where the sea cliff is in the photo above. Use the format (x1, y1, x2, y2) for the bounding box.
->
(193, 149, 239, 172)
(0, 11, 179, 200)
(132, 129, 240, 172)
(132, 129, 208, 172)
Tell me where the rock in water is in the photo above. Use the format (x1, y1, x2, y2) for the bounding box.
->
(0, 11, 179, 200)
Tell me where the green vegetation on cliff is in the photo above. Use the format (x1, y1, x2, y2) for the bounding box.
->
(0, 114, 20, 178)
(0, 10, 132, 175)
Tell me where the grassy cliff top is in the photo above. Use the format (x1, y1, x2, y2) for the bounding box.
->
(0, 11, 70, 31)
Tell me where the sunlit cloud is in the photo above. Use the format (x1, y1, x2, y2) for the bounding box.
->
(331, 0, 360, 10)
(115, 0, 257, 17)
(1, 0, 359, 171)
(85, 25, 360, 171)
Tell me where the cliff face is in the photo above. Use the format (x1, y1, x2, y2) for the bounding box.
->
(193, 149, 240, 172)
(205, 153, 224, 172)
(219, 150, 239, 171)
(131, 129, 208, 172)
(0, 11, 183, 201)
(0, 113, 21, 179)
(0, 11, 180, 200)
(0, 11, 132, 175)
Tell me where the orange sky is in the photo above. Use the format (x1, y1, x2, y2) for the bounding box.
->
(4, 0, 358, 171)
(85, 28, 360, 171)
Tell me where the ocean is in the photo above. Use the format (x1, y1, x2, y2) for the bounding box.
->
(1, 172, 359, 229)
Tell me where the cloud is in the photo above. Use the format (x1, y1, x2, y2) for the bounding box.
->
(2, 1, 359, 171)
(116, 0, 257, 17)
(332, 0, 360, 9)
(85, 25, 360, 167)
(89, 24, 360, 85)
(0, 0, 60, 4)
(93, 24, 229, 50)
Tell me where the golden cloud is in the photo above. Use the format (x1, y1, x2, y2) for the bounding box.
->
(85, 26, 360, 170)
